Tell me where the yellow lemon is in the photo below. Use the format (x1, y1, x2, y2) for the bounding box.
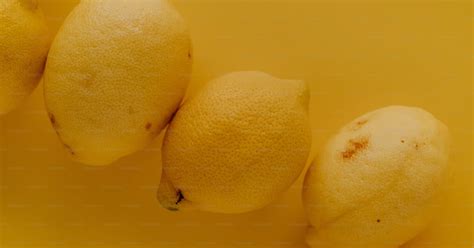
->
(158, 71, 312, 213)
(0, 0, 50, 115)
(44, 0, 192, 165)
(303, 106, 451, 248)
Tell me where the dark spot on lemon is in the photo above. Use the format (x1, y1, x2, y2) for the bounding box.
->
(48, 113, 60, 129)
(49, 113, 56, 125)
(351, 119, 368, 131)
(63, 143, 75, 155)
(145, 122, 152, 130)
(342, 137, 369, 159)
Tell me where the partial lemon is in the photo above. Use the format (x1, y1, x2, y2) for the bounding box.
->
(0, 0, 50, 115)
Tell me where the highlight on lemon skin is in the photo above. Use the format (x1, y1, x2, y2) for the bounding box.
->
(303, 106, 451, 248)
(43, 0, 192, 166)
(0, 0, 50, 115)
(157, 71, 312, 214)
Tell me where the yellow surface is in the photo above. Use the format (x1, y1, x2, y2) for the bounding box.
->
(0, 0, 472, 247)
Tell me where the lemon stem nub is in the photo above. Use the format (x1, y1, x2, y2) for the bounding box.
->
(157, 172, 187, 211)
(176, 190, 185, 205)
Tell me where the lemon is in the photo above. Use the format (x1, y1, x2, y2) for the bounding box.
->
(0, 0, 50, 115)
(157, 71, 312, 213)
(303, 106, 451, 248)
(44, 0, 192, 165)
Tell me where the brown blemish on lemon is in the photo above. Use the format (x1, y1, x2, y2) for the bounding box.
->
(48, 113, 60, 129)
(342, 137, 369, 159)
(356, 120, 367, 126)
(145, 122, 152, 130)
(351, 119, 368, 131)
(48, 113, 56, 125)
(63, 143, 75, 155)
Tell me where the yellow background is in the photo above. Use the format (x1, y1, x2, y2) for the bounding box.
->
(0, 0, 472, 247)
